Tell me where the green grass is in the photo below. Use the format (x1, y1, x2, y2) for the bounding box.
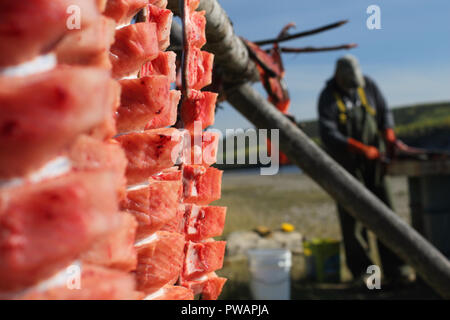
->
(300, 101, 450, 140)
(216, 174, 411, 239)
(392, 102, 450, 138)
(213, 174, 336, 240)
(392, 101, 450, 126)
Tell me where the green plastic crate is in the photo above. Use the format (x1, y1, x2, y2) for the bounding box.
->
(304, 238, 341, 283)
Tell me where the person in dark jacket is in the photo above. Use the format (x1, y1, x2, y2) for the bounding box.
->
(318, 55, 404, 283)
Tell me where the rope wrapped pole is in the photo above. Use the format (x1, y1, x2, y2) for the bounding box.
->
(167, 0, 450, 298)
(167, 0, 259, 82)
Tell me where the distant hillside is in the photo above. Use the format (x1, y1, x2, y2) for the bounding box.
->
(300, 101, 450, 145)
(391, 102, 450, 140)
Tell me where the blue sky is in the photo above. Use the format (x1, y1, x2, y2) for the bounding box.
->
(210, 0, 450, 131)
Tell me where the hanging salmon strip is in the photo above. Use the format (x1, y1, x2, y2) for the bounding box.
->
(149, 0, 168, 9)
(143, 284, 194, 300)
(116, 128, 183, 185)
(184, 205, 226, 242)
(144, 90, 180, 130)
(88, 79, 122, 141)
(145, 178, 182, 236)
(186, 10, 207, 49)
(140, 51, 176, 83)
(17, 263, 138, 300)
(110, 22, 159, 78)
(0, 170, 120, 291)
(0, 66, 116, 179)
(152, 166, 183, 181)
(69, 135, 127, 200)
(185, 0, 200, 12)
(56, 16, 116, 69)
(180, 272, 227, 300)
(187, 130, 220, 166)
(96, 0, 108, 12)
(161, 204, 186, 234)
(195, 50, 214, 90)
(186, 48, 214, 90)
(183, 165, 222, 205)
(182, 240, 226, 280)
(181, 90, 217, 133)
(122, 178, 182, 240)
(69, 136, 127, 174)
(121, 186, 149, 216)
(103, 0, 148, 25)
(135, 231, 185, 294)
(116, 76, 179, 132)
(0, 0, 99, 67)
(147, 4, 173, 51)
(80, 212, 138, 272)
(201, 275, 227, 300)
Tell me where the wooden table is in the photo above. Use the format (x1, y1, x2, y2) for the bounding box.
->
(388, 159, 450, 258)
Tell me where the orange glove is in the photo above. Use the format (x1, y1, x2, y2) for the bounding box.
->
(347, 138, 380, 160)
(384, 128, 396, 144)
(384, 128, 396, 159)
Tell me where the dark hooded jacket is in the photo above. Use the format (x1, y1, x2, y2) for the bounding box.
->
(318, 75, 394, 170)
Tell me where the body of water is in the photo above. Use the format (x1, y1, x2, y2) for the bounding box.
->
(223, 164, 302, 176)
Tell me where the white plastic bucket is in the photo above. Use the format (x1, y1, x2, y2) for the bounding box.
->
(247, 249, 292, 300)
